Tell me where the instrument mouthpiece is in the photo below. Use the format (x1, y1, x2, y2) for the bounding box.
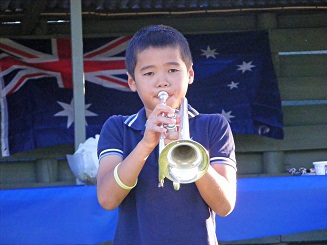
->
(158, 91, 168, 104)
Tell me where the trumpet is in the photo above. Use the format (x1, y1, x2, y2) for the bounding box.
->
(157, 91, 209, 190)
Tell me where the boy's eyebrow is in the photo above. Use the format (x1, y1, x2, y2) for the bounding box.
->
(140, 65, 155, 72)
(140, 62, 182, 71)
(165, 61, 182, 67)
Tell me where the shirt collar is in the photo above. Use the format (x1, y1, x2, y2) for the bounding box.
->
(124, 105, 199, 133)
(124, 107, 147, 131)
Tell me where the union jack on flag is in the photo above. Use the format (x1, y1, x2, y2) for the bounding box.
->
(0, 36, 132, 97)
(0, 37, 143, 156)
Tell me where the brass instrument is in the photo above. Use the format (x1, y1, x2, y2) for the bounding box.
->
(157, 91, 209, 190)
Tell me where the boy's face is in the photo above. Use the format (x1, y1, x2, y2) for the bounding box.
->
(128, 46, 194, 116)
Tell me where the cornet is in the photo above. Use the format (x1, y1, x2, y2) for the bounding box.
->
(157, 91, 209, 190)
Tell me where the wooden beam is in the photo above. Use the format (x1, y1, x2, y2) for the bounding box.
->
(234, 125, 327, 152)
(282, 104, 327, 127)
(278, 54, 327, 77)
(279, 76, 327, 101)
(270, 27, 327, 52)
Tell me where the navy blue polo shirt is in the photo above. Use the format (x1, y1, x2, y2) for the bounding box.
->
(98, 106, 236, 245)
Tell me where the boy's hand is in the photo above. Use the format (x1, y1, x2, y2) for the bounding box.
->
(164, 130, 179, 146)
(142, 104, 177, 150)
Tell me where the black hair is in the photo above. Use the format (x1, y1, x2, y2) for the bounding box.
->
(125, 25, 193, 79)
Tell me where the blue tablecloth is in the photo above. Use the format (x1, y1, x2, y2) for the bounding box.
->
(1, 176, 327, 244)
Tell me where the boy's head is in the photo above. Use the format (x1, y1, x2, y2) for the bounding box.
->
(125, 25, 193, 80)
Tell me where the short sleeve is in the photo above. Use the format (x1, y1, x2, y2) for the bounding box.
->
(97, 115, 124, 161)
(208, 114, 237, 171)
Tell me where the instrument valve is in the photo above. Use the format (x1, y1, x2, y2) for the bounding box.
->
(166, 113, 177, 131)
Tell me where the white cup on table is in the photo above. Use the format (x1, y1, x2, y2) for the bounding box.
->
(313, 161, 327, 175)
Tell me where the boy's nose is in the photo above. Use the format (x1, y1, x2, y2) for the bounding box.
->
(156, 76, 169, 88)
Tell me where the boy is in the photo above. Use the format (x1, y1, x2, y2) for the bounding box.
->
(97, 25, 237, 245)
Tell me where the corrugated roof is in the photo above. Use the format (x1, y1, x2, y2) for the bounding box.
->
(1, 0, 326, 36)
(1, 0, 326, 14)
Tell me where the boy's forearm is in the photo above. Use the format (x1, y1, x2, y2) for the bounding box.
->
(196, 164, 237, 216)
(116, 139, 154, 186)
(97, 139, 155, 210)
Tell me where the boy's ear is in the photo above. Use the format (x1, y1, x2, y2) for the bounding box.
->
(188, 67, 195, 85)
(127, 72, 137, 92)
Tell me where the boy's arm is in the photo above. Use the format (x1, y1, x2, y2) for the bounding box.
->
(195, 163, 237, 217)
(97, 104, 176, 210)
(97, 140, 153, 210)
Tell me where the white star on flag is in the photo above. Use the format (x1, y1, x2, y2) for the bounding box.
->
(54, 99, 98, 128)
(237, 61, 256, 73)
(201, 46, 219, 59)
(221, 109, 235, 123)
(227, 81, 239, 90)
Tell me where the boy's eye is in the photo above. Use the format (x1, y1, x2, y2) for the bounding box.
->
(144, 72, 154, 76)
(168, 69, 179, 73)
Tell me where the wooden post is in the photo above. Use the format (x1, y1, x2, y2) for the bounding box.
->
(36, 159, 58, 183)
(263, 151, 284, 174)
(70, 0, 86, 152)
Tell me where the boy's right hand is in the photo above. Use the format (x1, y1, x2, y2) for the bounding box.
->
(142, 104, 177, 150)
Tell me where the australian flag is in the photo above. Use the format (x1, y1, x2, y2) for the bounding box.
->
(0, 31, 283, 156)
(186, 31, 283, 139)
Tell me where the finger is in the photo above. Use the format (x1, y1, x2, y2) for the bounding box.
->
(145, 118, 168, 134)
(152, 104, 176, 117)
(175, 113, 181, 125)
(165, 131, 179, 141)
(147, 115, 176, 130)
